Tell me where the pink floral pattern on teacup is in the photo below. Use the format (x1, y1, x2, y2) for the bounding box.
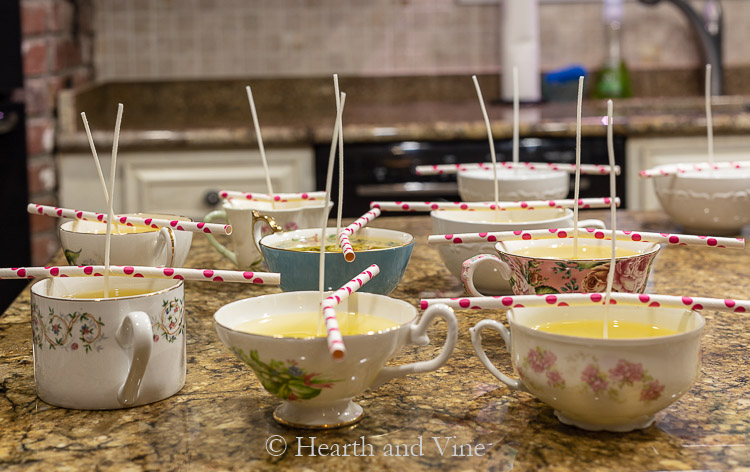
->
(498, 250, 658, 295)
(519, 347, 665, 403)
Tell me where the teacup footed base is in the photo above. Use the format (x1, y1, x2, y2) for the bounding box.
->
(554, 410, 655, 432)
(273, 400, 364, 429)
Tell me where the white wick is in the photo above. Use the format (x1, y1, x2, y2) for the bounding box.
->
(472, 75, 500, 217)
(573, 76, 584, 260)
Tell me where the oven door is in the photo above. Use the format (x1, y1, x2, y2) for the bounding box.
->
(315, 138, 626, 218)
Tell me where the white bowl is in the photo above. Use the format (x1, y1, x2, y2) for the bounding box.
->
(457, 168, 569, 202)
(652, 167, 750, 235)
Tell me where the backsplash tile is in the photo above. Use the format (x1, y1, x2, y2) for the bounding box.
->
(93, 0, 749, 81)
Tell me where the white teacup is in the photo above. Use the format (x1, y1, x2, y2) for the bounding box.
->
(59, 214, 193, 267)
(30, 276, 186, 410)
(457, 168, 569, 202)
(431, 208, 605, 295)
(204, 199, 333, 270)
(471, 304, 704, 432)
(214, 291, 458, 428)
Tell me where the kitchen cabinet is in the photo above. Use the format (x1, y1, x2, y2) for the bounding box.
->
(57, 147, 315, 220)
(625, 135, 750, 210)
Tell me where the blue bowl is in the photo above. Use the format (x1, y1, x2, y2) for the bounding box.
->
(259, 227, 414, 295)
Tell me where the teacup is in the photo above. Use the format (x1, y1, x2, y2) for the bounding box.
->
(457, 168, 569, 202)
(259, 227, 414, 295)
(59, 214, 193, 267)
(462, 238, 660, 296)
(471, 304, 704, 431)
(431, 208, 605, 295)
(30, 276, 186, 410)
(214, 291, 458, 428)
(652, 167, 750, 235)
(204, 199, 333, 269)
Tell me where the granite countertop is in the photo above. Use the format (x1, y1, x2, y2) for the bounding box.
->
(56, 77, 750, 152)
(1, 212, 748, 471)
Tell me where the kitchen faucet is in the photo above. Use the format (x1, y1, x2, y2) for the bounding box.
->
(638, 0, 723, 95)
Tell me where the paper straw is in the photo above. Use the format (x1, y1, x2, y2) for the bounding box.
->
(218, 190, 326, 202)
(472, 75, 500, 217)
(334, 74, 345, 244)
(246, 86, 275, 202)
(80, 112, 109, 205)
(573, 76, 584, 259)
(371, 197, 620, 212)
(427, 227, 744, 249)
(706, 64, 714, 166)
(338, 208, 381, 262)
(104, 103, 124, 297)
(419, 292, 750, 314)
(0, 266, 280, 285)
(321, 264, 381, 360)
(27, 204, 232, 235)
(415, 162, 621, 176)
(639, 161, 750, 178)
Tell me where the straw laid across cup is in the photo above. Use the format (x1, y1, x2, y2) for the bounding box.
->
(320, 264, 381, 360)
(419, 292, 750, 314)
(371, 197, 619, 213)
(338, 208, 381, 262)
(219, 190, 326, 202)
(0, 265, 280, 285)
(427, 223, 744, 250)
(415, 162, 621, 176)
(28, 203, 232, 235)
(639, 161, 750, 178)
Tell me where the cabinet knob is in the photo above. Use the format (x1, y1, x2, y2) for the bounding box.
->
(204, 190, 220, 206)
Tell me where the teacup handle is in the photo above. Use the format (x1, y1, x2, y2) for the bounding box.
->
(203, 209, 239, 266)
(250, 210, 283, 255)
(115, 310, 153, 406)
(369, 303, 458, 390)
(470, 319, 527, 392)
(154, 226, 177, 267)
(579, 219, 606, 229)
(461, 254, 513, 297)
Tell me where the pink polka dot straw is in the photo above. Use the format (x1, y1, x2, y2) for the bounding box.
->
(0, 266, 280, 285)
(415, 162, 621, 176)
(639, 161, 749, 178)
(427, 228, 744, 249)
(320, 264, 381, 360)
(27, 204, 232, 235)
(218, 190, 326, 203)
(369, 197, 619, 212)
(419, 293, 749, 314)
(338, 208, 382, 263)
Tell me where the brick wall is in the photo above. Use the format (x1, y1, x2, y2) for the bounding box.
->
(21, 0, 94, 265)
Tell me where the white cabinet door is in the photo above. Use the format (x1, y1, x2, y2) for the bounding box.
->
(626, 136, 750, 210)
(58, 148, 314, 220)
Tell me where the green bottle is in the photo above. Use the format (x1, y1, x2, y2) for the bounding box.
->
(595, 0, 632, 99)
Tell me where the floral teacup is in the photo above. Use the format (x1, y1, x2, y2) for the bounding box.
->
(214, 291, 458, 428)
(471, 304, 705, 431)
(462, 238, 660, 296)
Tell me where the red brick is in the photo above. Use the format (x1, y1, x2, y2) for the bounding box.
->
(23, 77, 52, 117)
(22, 38, 48, 76)
(31, 232, 60, 266)
(27, 156, 57, 195)
(71, 67, 93, 88)
(21, 1, 50, 36)
(52, 36, 81, 72)
(49, 0, 74, 33)
(26, 117, 55, 156)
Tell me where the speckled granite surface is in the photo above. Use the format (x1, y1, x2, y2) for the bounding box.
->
(1, 212, 748, 471)
(57, 76, 750, 151)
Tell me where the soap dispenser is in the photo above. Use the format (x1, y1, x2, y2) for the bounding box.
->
(594, 0, 632, 99)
